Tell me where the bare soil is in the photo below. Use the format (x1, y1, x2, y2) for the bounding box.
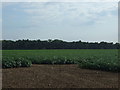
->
(2, 64, 119, 88)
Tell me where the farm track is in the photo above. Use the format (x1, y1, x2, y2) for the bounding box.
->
(2, 64, 119, 88)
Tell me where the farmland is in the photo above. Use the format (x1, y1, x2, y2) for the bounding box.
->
(2, 49, 119, 88)
(2, 64, 119, 88)
(2, 49, 120, 72)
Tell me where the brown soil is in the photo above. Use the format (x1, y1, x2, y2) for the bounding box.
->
(2, 64, 119, 88)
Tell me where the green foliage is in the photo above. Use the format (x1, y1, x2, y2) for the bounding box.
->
(2, 57, 32, 68)
(2, 39, 120, 50)
(2, 49, 120, 72)
(22, 56, 76, 64)
(78, 56, 120, 72)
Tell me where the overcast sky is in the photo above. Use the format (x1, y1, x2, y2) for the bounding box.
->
(2, 2, 118, 42)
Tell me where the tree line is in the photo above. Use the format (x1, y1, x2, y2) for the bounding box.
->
(1, 39, 120, 50)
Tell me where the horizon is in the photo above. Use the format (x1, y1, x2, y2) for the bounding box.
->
(1, 38, 118, 43)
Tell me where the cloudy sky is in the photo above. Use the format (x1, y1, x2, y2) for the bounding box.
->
(2, 2, 118, 42)
(0, 3, 1, 23)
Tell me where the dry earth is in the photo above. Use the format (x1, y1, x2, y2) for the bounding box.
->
(2, 64, 119, 88)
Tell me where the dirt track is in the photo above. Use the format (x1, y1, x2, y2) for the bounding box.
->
(2, 64, 119, 88)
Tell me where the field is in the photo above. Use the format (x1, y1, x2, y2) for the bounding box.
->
(2, 49, 120, 72)
(2, 49, 119, 88)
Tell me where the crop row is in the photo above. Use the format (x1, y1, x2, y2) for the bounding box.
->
(78, 57, 120, 72)
(2, 57, 32, 68)
(2, 56, 77, 68)
(2, 56, 120, 72)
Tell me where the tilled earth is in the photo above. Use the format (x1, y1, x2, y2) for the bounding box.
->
(2, 64, 119, 88)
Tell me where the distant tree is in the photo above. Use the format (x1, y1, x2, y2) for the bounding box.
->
(2, 39, 120, 50)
